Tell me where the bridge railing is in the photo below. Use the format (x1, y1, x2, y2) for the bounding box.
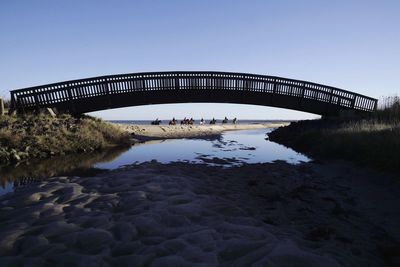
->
(10, 71, 377, 113)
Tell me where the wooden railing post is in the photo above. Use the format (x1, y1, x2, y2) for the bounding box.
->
(33, 89, 40, 113)
(269, 78, 277, 104)
(351, 95, 356, 109)
(0, 98, 4, 116)
(66, 86, 75, 113)
(243, 75, 248, 91)
(298, 82, 306, 108)
(141, 77, 146, 91)
(175, 74, 180, 90)
(9, 92, 16, 114)
(104, 78, 110, 95)
(301, 83, 306, 98)
(103, 78, 112, 107)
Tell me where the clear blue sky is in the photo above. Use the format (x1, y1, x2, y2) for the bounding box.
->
(1, 0, 399, 120)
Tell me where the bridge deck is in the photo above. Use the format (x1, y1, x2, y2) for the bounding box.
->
(9, 71, 377, 115)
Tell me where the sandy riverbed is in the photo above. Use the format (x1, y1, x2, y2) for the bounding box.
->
(0, 159, 399, 266)
(116, 123, 289, 141)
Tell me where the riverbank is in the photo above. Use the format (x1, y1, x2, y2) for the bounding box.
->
(1, 160, 399, 266)
(268, 119, 400, 174)
(117, 122, 289, 142)
(0, 114, 130, 165)
(0, 116, 286, 165)
(268, 97, 400, 174)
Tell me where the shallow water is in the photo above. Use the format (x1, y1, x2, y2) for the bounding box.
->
(96, 128, 308, 169)
(0, 128, 309, 196)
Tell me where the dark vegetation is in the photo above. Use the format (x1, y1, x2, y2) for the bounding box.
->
(269, 96, 400, 174)
(0, 146, 128, 187)
(3, 99, 11, 109)
(0, 114, 131, 165)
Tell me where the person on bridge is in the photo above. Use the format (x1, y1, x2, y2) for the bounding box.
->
(233, 117, 237, 124)
(200, 118, 204, 125)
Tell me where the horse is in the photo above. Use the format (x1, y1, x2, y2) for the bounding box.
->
(151, 119, 161, 125)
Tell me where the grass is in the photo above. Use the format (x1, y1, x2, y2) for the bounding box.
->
(0, 114, 131, 164)
(268, 96, 400, 174)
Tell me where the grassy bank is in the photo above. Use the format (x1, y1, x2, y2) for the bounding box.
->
(0, 114, 131, 165)
(269, 97, 400, 174)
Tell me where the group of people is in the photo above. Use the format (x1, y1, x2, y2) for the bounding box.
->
(168, 117, 195, 125)
(221, 117, 237, 124)
(209, 117, 237, 124)
(154, 117, 237, 125)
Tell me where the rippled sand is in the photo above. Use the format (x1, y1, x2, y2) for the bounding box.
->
(0, 161, 399, 266)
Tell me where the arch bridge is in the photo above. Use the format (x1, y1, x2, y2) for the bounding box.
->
(9, 71, 377, 116)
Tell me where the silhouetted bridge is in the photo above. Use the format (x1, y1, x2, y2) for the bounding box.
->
(9, 71, 377, 116)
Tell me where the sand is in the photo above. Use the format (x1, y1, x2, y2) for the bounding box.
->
(1, 159, 399, 266)
(116, 122, 289, 141)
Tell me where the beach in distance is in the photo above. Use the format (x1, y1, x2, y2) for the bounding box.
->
(115, 121, 290, 141)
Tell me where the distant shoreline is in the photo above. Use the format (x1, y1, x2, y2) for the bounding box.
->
(114, 122, 290, 142)
(110, 119, 295, 125)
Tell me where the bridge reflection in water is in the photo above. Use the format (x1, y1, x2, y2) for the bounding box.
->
(10, 71, 377, 116)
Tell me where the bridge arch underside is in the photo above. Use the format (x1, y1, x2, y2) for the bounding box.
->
(51, 89, 357, 116)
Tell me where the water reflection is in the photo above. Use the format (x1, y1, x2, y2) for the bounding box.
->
(0, 146, 129, 190)
(0, 128, 309, 196)
(95, 129, 309, 169)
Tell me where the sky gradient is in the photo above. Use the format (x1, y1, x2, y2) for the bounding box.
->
(1, 0, 399, 120)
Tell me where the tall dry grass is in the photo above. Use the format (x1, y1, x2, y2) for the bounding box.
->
(375, 95, 400, 123)
(269, 96, 400, 174)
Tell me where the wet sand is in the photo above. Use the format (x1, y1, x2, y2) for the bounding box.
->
(116, 123, 289, 141)
(1, 160, 399, 266)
